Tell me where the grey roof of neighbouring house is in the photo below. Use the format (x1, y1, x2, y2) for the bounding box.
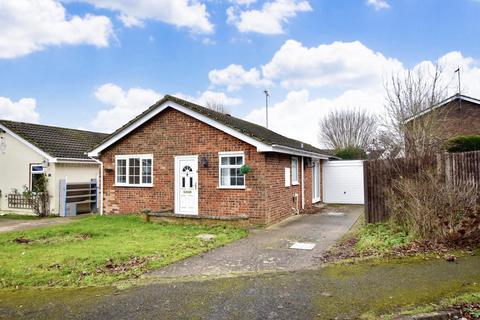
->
(0, 119, 109, 160)
(93, 94, 332, 157)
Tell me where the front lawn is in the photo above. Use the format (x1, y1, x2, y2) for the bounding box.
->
(0, 215, 247, 289)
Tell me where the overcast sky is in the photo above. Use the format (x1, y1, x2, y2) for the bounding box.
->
(0, 0, 479, 146)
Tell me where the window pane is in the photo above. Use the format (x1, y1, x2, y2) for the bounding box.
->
(129, 158, 140, 184)
(236, 156, 243, 165)
(220, 168, 230, 186)
(292, 159, 298, 182)
(116, 159, 126, 183)
(229, 157, 236, 165)
(31, 165, 44, 173)
(221, 157, 228, 165)
(142, 159, 152, 184)
(237, 177, 244, 186)
(31, 174, 42, 192)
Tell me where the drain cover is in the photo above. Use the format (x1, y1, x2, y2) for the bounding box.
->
(290, 242, 316, 250)
(327, 212, 345, 216)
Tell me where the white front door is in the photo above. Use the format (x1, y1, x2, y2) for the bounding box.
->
(175, 155, 199, 215)
(312, 159, 321, 203)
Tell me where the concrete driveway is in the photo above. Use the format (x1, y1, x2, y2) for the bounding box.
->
(0, 216, 74, 233)
(149, 205, 362, 279)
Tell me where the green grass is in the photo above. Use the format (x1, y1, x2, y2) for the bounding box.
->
(0, 215, 247, 289)
(389, 291, 480, 318)
(355, 222, 413, 254)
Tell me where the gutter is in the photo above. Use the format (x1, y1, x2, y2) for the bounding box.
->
(88, 155, 104, 216)
(270, 144, 329, 159)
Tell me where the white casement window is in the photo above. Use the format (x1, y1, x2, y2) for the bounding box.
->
(291, 157, 299, 185)
(219, 152, 245, 188)
(115, 155, 153, 187)
(30, 164, 44, 192)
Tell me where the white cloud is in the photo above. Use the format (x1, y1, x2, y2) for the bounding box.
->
(244, 89, 384, 147)
(0, 97, 40, 123)
(367, 0, 390, 10)
(229, 0, 257, 6)
(262, 40, 403, 89)
(91, 83, 162, 132)
(195, 91, 242, 106)
(76, 0, 214, 33)
(0, 0, 113, 59)
(90, 84, 241, 132)
(237, 42, 480, 147)
(227, 0, 312, 34)
(209, 64, 272, 91)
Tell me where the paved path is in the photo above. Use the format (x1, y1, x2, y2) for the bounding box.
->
(2, 255, 479, 320)
(0, 216, 73, 233)
(149, 205, 362, 278)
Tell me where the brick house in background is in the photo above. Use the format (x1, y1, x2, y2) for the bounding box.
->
(89, 95, 334, 225)
(404, 94, 480, 147)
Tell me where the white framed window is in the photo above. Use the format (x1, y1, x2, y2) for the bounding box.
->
(291, 157, 299, 185)
(30, 164, 44, 192)
(115, 155, 153, 187)
(218, 151, 245, 189)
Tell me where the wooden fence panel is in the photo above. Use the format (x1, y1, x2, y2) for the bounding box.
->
(364, 150, 480, 223)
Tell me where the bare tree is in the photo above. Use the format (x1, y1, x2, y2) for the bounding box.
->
(383, 64, 448, 158)
(318, 108, 378, 150)
(204, 97, 228, 114)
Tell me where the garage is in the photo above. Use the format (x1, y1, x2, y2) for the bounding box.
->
(323, 160, 364, 204)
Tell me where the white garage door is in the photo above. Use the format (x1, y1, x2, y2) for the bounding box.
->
(323, 160, 364, 204)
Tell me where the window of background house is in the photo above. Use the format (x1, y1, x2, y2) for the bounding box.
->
(115, 155, 153, 187)
(219, 152, 245, 188)
(30, 164, 44, 192)
(291, 157, 299, 185)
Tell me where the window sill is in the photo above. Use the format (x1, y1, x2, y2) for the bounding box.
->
(114, 184, 153, 188)
(292, 182, 299, 186)
(217, 186, 246, 190)
(312, 198, 321, 204)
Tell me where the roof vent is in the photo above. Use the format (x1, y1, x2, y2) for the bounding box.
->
(225, 113, 232, 117)
(301, 143, 304, 148)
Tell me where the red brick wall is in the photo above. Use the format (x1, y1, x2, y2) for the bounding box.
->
(100, 107, 320, 225)
(436, 100, 480, 141)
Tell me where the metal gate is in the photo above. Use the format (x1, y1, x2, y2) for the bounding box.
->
(59, 179, 98, 217)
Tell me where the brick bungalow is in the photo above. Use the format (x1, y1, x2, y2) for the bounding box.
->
(88, 95, 334, 225)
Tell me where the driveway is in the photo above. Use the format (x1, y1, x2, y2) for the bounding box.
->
(149, 205, 362, 279)
(0, 216, 74, 233)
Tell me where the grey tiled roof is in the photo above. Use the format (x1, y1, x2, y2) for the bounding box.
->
(95, 95, 331, 157)
(0, 120, 108, 160)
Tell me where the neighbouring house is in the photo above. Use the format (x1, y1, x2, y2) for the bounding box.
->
(88, 95, 335, 225)
(404, 94, 480, 147)
(0, 120, 108, 215)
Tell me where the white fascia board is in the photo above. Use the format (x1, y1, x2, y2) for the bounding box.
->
(0, 123, 55, 162)
(88, 100, 272, 156)
(270, 144, 329, 159)
(55, 158, 99, 164)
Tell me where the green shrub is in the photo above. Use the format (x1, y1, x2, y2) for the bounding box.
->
(334, 146, 367, 160)
(446, 135, 480, 153)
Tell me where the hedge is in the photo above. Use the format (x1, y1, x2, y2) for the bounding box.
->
(446, 135, 480, 153)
